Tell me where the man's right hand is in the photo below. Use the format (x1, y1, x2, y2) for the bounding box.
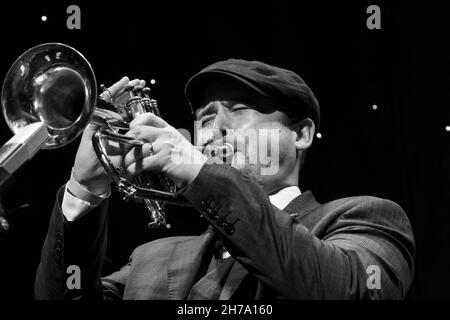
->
(72, 76, 146, 195)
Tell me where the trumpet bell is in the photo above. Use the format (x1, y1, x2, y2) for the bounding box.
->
(1, 42, 189, 229)
(1, 43, 96, 149)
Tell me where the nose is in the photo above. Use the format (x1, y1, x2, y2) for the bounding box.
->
(212, 103, 232, 133)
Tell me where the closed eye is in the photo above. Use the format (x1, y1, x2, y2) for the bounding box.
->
(231, 106, 248, 112)
(200, 114, 216, 125)
(230, 101, 252, 112)
(229, 99, 257, 112)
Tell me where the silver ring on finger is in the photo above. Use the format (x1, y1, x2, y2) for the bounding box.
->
(148, 142, 154, 155)
(100, 84, 114, 102)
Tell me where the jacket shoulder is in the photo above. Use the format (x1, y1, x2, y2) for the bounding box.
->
(324, 195, 406, 215)
(305, 195, 413, 240)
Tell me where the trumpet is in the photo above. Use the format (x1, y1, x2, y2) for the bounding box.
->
(1, 43, 189, 229)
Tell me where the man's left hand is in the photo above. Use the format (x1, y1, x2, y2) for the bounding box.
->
(123, 113, 207, 188)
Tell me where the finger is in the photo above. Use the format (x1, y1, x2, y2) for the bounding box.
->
(111, 78, 143, 104)
(126, 125, 166, 143)
(107, 76, 129, 96)
(94, 108, 125, 121)
(125, 150, 169, 178)
(139, 79, 146, 88)
(123, 142, 155, 169)
(128, 78, 142, 87)
(130, 113, 169, 128)
(82, 125, 127, 155)
(100, 142, 125, 158)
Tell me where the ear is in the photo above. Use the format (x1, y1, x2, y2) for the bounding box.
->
(293, 118, 315, 151)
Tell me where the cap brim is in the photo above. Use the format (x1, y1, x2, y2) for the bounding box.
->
(184, 69, 270, 114)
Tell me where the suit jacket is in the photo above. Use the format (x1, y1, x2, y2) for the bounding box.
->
(35, 164, 415, 299)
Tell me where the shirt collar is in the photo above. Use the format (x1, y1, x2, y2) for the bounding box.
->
(269, 186, 302, 210)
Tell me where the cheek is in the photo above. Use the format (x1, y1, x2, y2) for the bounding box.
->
(276, 128, 297, 161)
(245, 127, 292, 158)
(260, 123, 293, 149)
(231, 111, 263, 130)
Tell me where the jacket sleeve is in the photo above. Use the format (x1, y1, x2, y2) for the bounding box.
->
(182, 164, 415, 299)
(34, 185, 124, 300)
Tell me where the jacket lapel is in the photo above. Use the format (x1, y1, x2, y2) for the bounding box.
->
(187, 257, 235, 300)
(218, 260, 249, 300)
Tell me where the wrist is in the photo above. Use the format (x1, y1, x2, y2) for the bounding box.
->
(71, 169, 111, 197)
(78, 181, 110, 196)
(184, 153, 208, 186)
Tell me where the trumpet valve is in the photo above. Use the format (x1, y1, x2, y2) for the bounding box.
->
(141, 87, 153, 113)
(142, 87, 151, 98)
(150, 99, 161, 117)
(124, 85, 146, 118)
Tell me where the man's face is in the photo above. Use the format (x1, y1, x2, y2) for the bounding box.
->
(194, 79, 299, 192)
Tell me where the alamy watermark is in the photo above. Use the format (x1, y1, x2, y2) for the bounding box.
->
(173, 122, 281, 176)
(66, 265, 81, 290)
(366, 265, 381, 290)
(366, 5, 381, 30)
(66, 5, 81, 30)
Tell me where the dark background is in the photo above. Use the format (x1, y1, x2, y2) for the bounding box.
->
(0, 1, 448, 300)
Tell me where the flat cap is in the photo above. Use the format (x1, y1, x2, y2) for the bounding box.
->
(184, 59, 320, 128)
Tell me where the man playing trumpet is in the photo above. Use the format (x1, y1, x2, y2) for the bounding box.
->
(35, 59, 415, 299)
